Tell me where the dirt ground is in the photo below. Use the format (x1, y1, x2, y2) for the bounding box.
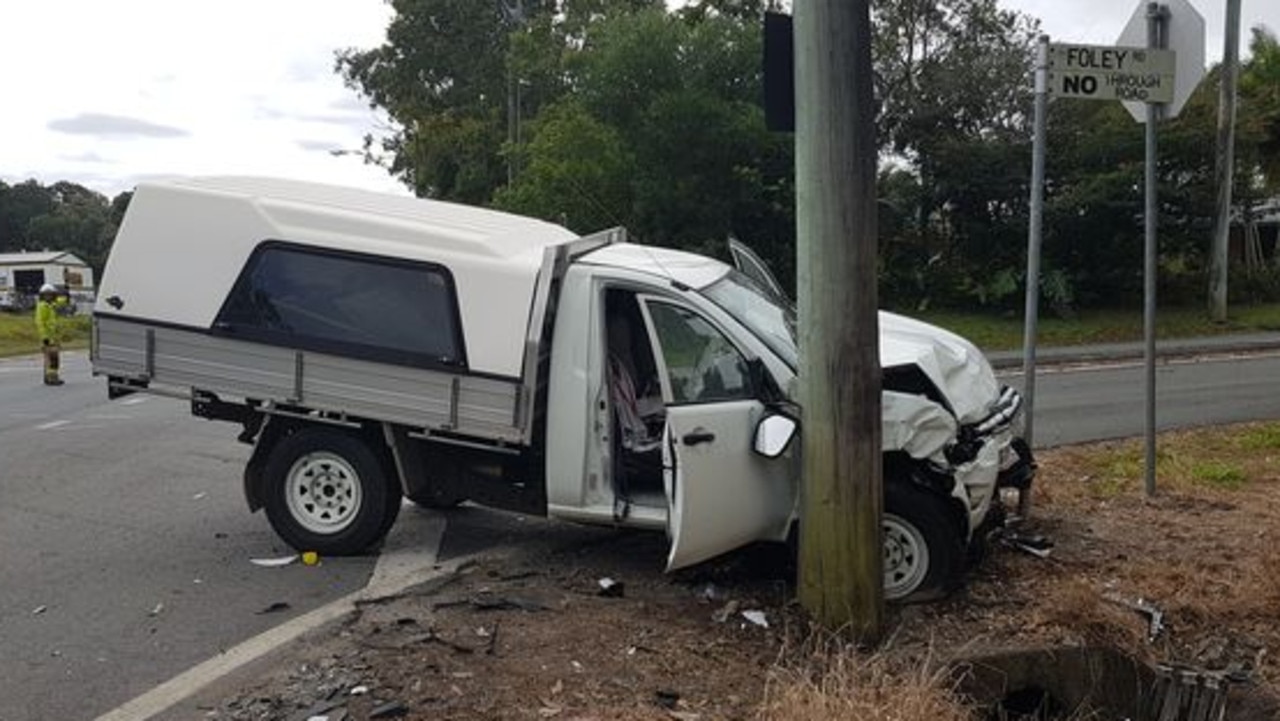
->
(194, 425, 1280, 721)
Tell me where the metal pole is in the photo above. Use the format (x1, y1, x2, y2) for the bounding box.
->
(1209, 0, 1242, 322)
(1019, 34, 1049, 518)
(1144, 3, 1167, 497)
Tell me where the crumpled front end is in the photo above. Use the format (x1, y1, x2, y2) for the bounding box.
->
(879, 312, 1037, 536)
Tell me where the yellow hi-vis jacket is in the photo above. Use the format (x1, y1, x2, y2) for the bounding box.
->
(35, 299, 60, 343)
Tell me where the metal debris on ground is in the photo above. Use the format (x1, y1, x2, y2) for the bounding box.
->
(148, 602, 164, 617)
(741, 610, 769, 628)
(31, 605, 47, 615)
(1000, 531, 1055, 558)
(1104, 593, 1165, 642)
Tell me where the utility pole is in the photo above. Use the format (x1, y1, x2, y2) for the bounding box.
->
(1209, 0, 1242, 323)
(794, 0, 883, 640)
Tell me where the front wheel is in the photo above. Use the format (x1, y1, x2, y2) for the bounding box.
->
(262, 427, 401, 555)
(883, 482, 963, 602)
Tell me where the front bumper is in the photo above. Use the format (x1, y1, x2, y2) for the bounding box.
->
(997, 437, 1037, 491)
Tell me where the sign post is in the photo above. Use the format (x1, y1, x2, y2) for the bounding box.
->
(1024, 0, 1202, 499)
(1020, 35, 1049, 518)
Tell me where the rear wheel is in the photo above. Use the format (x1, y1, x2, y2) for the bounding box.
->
(883, 482, 963, 601)
(262, 427, 401, 555)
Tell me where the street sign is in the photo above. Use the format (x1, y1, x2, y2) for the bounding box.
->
(1117, 0, 1205, 121)
(1048, 43, 1175, 103)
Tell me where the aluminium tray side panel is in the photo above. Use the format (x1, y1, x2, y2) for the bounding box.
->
(93, 316, 525, 444)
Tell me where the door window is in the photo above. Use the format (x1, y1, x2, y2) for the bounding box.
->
(644, 302, 752, 404)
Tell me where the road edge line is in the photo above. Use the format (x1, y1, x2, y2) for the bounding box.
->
(95, 508, 448, 721)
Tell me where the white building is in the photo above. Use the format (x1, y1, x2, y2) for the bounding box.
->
(0, 251, 96, 311)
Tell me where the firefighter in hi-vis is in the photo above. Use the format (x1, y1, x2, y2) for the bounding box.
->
(35, 283, 64, 386)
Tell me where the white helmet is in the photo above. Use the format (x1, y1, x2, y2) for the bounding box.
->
(39, 283, 57, 294)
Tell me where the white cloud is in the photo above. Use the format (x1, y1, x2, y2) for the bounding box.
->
(0, 0, 403, 197)
(2, 0, 1275, 201)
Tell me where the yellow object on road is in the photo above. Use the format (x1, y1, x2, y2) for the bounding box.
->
(301, 551, 319, 566)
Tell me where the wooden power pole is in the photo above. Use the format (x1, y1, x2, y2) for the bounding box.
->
(794, 0, 883, 640)
(1209, 0, 1242, 323)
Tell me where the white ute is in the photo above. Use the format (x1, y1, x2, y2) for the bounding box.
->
(93, 177, 1035, 600)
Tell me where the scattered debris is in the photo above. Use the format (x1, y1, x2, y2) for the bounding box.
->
(1001, 531, 1055, 559)
(302, 551, 320, 566)
(741, 610, 769, 628)
(349, 685, 370, 696)
(192, 491, 207, 500)
(711, 600, 740, 624)
(654, 689, 681, 709)
(256, 601, 292, 615)
(668, 711, 701, 721)
(435, 593, 549, 613)
(31, 605, 47, 615)
(1104, 593, 1165, 642)
(698, 583, 723, 602)
(369, 700, 408, 718)
(597, 577, 625, 598)
(149, 602, 164, 617)
(251, 554, 299, 568)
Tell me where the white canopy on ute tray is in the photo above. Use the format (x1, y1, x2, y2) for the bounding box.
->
(97, 176, 579, 378)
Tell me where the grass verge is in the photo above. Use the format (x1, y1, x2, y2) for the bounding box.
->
(0, 312, 91, 357)
(914, 303, 1280, 351)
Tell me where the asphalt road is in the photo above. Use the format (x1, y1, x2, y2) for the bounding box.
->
(0, 354, 376, 721)
(1011, 351, 1280, 448)
(3, 348, 1280, 721)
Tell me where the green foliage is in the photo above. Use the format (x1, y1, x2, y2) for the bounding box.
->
(0, 179, 129, 277)
(1238, 422, 1280, 451)
(1190, 461, 1247, 490)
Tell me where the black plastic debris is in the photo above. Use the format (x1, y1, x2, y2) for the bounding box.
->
(257, 601, 292, 615)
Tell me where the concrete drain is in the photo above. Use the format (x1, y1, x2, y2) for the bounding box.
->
(949, 646, 1280, 720)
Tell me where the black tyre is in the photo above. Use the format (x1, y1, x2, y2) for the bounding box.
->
(883, 482, 964, 601)
(262, 427, 402, 555)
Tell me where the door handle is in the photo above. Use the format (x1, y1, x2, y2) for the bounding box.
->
(682, 430, 716, 446)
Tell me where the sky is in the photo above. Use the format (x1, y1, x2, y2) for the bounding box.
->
(1, 1, 1276, 200)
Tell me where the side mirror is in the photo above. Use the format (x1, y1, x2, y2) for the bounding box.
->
(754, 414, 798, 458)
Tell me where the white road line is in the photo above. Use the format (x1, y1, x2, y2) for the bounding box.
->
(35, 420, 71, 430)
(94, 509, 448, 721)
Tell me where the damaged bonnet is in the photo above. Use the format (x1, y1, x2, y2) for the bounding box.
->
(878, 311, 1001, 424)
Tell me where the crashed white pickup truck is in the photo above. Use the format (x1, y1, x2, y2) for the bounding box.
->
(92, 177, 1034, 600)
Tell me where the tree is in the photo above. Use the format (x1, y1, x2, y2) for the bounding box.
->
(869, 0, 1040, 311)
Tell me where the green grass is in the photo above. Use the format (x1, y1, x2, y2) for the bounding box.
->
(0, 313, 91, 357)
(1069, 422, 1280, 498)
(1239, 422, 1280, 451)
(912, 303, 1280, 351)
